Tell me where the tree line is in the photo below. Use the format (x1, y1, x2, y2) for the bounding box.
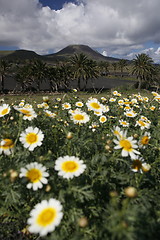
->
(0, 53, 160, 93)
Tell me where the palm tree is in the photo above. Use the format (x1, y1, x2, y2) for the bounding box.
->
(112, 62, 118, 76)
(30, 59, 47, 91)
(0, 60, 11, 93)
(118, 59, 127, 77)
(14, 64, 32, 92)
(98, 61, 110, 76)
(69, 53, 99, 90)
(132, 53, 154, 90)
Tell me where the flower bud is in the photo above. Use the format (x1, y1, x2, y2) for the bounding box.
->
(66, 132, 73, 139)
(124, 187, 137, 198)
(78, 217, 88, 227)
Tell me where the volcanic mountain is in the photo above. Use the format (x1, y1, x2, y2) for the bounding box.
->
(0, 45, 120, 63)
(45, 44, 119, 62)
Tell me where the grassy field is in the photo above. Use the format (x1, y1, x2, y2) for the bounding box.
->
(0, 89, 160, 239)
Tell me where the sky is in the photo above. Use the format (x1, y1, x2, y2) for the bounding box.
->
(0, 0, 160, 63)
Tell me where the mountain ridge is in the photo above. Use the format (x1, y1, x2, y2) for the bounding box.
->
(0, 44, 120, 62)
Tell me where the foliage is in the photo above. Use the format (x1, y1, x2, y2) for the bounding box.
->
(0, 90, 160, 239)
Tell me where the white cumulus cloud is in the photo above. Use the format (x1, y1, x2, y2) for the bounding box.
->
(0, 0, 160, 62)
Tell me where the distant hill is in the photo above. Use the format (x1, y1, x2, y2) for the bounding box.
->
(1, 49, 43, 61)
(0, 45, 120, 63)
(0, 50, 15, 58)
(45, 44, 120, 62)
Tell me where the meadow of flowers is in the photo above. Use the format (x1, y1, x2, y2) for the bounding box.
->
(0, 90, 160, 240)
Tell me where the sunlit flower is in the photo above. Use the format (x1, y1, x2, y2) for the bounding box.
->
(27, 198, 63, 236)
(99, 115, 107, 123)
(112, 126, 124, 139)
(101, 97, 107, 102)
(14, 106, 37, 120)
(70, 109, 90, 124)
(43, 96, 49, 103)
(94, 111, 102, 116)
(150, 106, 156, 111)
(139, 132, 151, 148)
(0, 138, 14, 155)
(118, 99, 124, 105)
(62, 102, 71, 109)
(112, 91, 119, 96)
(75, 101, 84, 107)
(151, 91, 159, 97)
(124, 110, 137, 118)
(119, 120, 129, 127)
(86, 98, 104, 112)
(114, 133, 140, 159)
(143, 97, 149, 102)
(19, 127, 44, 151)
(19, 162, 49, 191)
(44, 110, 57, 118)
(54, 155, 86, 179)
(102, 105, 110, 113)
(141, 163, 151, 172)
(135, 120, 150, 130)
(109, 98, 116, 102)
(89, 122, 99, 132)
(0, 104, 11, 117)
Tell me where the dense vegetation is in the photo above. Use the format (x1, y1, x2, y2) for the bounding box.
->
(0, 51, 160, 93)
(0, 90, 160, 239)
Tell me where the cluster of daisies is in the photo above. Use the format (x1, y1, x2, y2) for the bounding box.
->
(19, 155, 86, 236)
(0, 90, 159, 237)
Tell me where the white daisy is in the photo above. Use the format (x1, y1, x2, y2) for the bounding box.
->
(112, 126, 124, 139)
(14, 107, 37, 120)
(54, 155, 86, 179)
(0, 104, 11, 117)
(135, 120, 151, 130)
(19, 162, 49, 191)
(62, 102, 71, 110)
(0, 138, 14, 155)
(124, 110, 137, 118)
(70, 109, 90, 124)
(75, 101, 84, 107)
(19, 126, 44, 151)
(86, 98, 104, 112)
(99, 115, 107, 123)
(27, 198, 63, 236)
(138, 132, 151, 148)
(114, 133, 140, 159)
(119, 120, 129, 127)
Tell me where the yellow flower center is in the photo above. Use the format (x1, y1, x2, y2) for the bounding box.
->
(20, 109, 31, 115)
(26, 168, 42, 182)
(132, 160, 142, 171)
(26, 133, 38, 144)
(100, 117, 106, 122)
(1, 139, 14, 149)
(37, 208, 57, 226)
(138, 120, 145, 126)
(127, 113, 133, 116)
(62, 161, 79, 172)
(120, 139, 132, 151)
(90, 102, 100, 109)
(141, 136, 149, 145)
(1, 108, 8, 115)
(73, 114, 84, 121)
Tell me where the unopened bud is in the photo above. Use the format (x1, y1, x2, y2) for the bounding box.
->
(124, 187, 137, 198)
(45, 184, 51, 192)
(109, 191, 118, 198)
(142, 163, 151, 172)
(66, 132, 73, 139)
(78, 217, 88, 227)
